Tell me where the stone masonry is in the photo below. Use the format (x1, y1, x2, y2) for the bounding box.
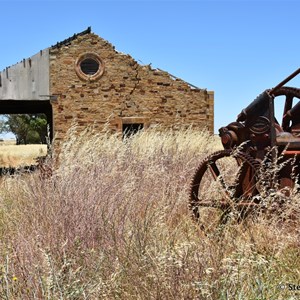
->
(0, 28, 214, 149)
(49, 31, 214, 142)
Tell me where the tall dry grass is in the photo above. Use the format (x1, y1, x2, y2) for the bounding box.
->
(0, 128, 299, 299)
(0, 143, 47, 167)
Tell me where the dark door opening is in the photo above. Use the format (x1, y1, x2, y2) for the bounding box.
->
(0, 100, 53, 168)
(0, 100, 53, 142)
(122, 123, 144, 138)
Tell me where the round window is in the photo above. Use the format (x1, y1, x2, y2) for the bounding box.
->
(75, 53, 104, 81)
(80, 58, 100, 75)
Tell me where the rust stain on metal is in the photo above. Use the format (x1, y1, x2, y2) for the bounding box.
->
(190, 68, 300, 229)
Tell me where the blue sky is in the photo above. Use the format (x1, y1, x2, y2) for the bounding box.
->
(1, 0, 300, 137)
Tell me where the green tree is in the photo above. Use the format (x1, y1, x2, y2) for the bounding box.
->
(0, 114, 48, 144)
(30, 115, 48, 144)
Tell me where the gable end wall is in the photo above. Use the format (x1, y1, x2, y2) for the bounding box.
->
(49, 33, 214, 141)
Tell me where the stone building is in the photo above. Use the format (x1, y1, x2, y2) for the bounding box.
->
(0, 27, 214, 146)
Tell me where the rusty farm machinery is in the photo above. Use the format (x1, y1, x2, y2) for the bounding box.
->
(189, 68, 300, 229)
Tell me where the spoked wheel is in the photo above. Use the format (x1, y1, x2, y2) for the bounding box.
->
(189, 149, 261, 232)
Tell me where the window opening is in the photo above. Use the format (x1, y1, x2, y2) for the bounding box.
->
(80, 58, 100, 75)
(75, 53, 104, 81)
(122, 123, 144, 138)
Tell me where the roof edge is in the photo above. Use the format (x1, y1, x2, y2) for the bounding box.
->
(156, 68, 202, 90)
(51, 26, 92, 49)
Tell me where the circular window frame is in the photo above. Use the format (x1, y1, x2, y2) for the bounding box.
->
(75, 53, 104, 81)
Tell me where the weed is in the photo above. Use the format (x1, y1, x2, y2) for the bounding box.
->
(0, 128, 298, 299)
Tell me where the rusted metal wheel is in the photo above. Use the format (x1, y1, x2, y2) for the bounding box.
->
(189, 149, 261, 231)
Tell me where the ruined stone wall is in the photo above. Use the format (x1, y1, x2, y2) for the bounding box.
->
(49, 33, 213, 142)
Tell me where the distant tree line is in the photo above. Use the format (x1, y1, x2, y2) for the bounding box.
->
(0, 114, 48, 144)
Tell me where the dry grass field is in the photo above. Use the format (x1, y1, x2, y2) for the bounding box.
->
(0, 140, 47, 167)
(0, 128, 299, 299)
